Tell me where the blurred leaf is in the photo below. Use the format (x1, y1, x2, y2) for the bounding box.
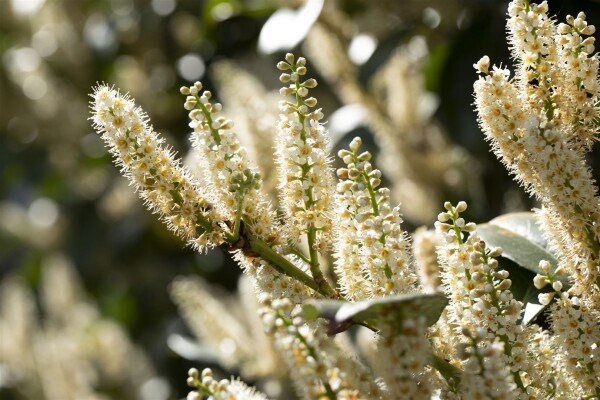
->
(258, 0, 323, 54)
(305, 293, 448, 334)
(424, 43, 449, 93)
(167, 333, 220, 362)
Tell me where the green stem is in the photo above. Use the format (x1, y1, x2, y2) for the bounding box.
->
(361, 169, 379, 217)
(430, 354, 462, 387)
(288, 245, 311, 264)
(307, 226, 335, 296)
(194, 95, 221, 145)
(195, 210, 214, 232)
(247, 234, 331, 296)
(288, 63, 334, 296)
(230, 192, 244, 243)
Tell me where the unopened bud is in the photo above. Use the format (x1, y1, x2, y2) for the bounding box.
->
(277, 61, 290, 70)
(285, 53, 295, 64)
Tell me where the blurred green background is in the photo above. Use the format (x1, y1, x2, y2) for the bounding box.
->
(2, 0, 600, 399)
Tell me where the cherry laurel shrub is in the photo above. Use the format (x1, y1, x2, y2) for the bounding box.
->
(91, 1, 600, 398)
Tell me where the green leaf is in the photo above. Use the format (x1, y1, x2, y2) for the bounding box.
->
(476, 212, 569, 324)
(304, 293, 448, 334)
(487, 212, 548, 248)
(477, 214, 565, 284)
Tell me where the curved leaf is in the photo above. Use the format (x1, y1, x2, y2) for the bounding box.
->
(305, 293, 448, 334)
(477, 212, 569, 325)
(477, 222, 564, 283)
(488, 212, 548, 248)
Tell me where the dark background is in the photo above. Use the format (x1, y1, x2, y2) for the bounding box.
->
(2, 0, 600, 398)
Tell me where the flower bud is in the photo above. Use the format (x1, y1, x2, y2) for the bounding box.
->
(277, 61, 290, 70)
(303, 78, 318, 88)
(437, 212, 450, 222)
(297, 87, 308, 97)
(349, 137, 362, 151)
(533, 275, 547, 289)
(304, 97, 317, 107)
(539, 260, 551, 272)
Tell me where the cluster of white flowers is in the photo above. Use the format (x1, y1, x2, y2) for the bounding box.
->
(334, 136, 417, 300)
(456, 330, 517, 400)
(435, 202, 540, 397)
(376, 318, 432, 399)
(91, 85, 225, 251)
(186, 367, 268, 400)
(534, 263, 600, 397)
(259, 299, 381, 400)
(182, 82, 276, 243)
(474, 0, 600, 309)
(91, 0, 600, 392)
(275, 53, 336, 251)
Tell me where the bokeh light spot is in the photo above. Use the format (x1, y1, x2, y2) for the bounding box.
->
(211, 3, 234, 22)
(152, 0, 176, 17)
(9, 47, 41, 73)
(10, 0, 45, 16)
(84, 14, 117, 52)
(348, 34, 377, 65)
(176, 53, 205, 81)
(22, 75, 48, 100)
(28, 198, 59, 228)
(32, 30, 58, 57)
(423, 7, 441, 29)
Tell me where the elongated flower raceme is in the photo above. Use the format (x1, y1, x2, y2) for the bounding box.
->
(182, 82, 277, 244)
(275, 53, 336, 250)
(436, 202, 542, 397)
(259, 299, 382, 400)
(274, 53, 336, 297)
(90, 84, 224, 251)
(334, 137, 417, 300)
(186, 367, 269, 400)
(457, 330, 517, 400)
(474, 0, 600, 307)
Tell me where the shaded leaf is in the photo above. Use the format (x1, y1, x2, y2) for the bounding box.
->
(477, 212, 568, 325)
(477, 222, 564, 284)
(305, 293, 448, 334)
(488, 212, 548, 248)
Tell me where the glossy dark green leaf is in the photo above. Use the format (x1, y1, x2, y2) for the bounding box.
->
(488, 212, 548, 248)
(305, 293, 448, 334)
(477, 221, 564, 283)
(477, 212, 568, 325)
